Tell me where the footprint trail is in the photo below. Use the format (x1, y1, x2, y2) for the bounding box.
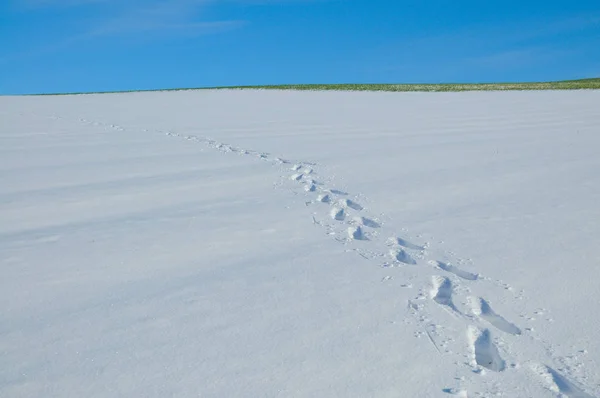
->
(148, 128, 599, 397)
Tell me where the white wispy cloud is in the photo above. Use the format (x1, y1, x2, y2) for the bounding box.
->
(3, 0, 324, 64)
(1, 0, 243, 64)
(85, 0, 234, 36)
(16, 0, 113, 8)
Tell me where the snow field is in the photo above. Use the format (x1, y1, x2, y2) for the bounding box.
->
(1, 89, 600, 397)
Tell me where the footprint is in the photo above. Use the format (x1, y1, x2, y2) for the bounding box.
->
(327, 189, 348, 196)
(471, 298, 521, 335)
(531, 363, 593, 398)
(442, 389, 468, 397)
(330, 207, 345, 221)
(348, 226, 367, 240)
(290, 173, 303, 181)
(353, 216, 381, 228)
(317, 194, 330, 203)
(394, 237, 425, 251)
(340, 199, 363, 211)
(468, 327, 506, 372)
(291, 165, 302, 171)
(304, 182, 316, 192)
(390, 249, 417, 265)
(303, 168, 313, 175)
(431, 276, 459, 313)
(216, 143, 232, 152)
(431, 260, 479, 281)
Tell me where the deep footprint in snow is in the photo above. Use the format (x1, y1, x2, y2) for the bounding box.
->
(442, 388, 468, 397)
(390, 248, 417, 265)
(290, 173, 303, 181)
(340, 199, 363, 211)
(216, 143, 233, 152)
(430, 276, 460, 313)
(317, 194, 330, 203)
(304, 182, 316, 192)
(471, 297, 521, 335)
(327, 189, 348, 196)
(353, 216, 381, 228)
(430, 260, 479, 281)
(348, 226, 367, 240)
(468, 326, 506, 372)
(330, 207, 345, 221)
(291, 164, 302, 171)
(531, 363, 594, 398)
(394, 237, 425, 251)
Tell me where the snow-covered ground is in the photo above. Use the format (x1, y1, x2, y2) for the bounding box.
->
(1, 89, 599, 397)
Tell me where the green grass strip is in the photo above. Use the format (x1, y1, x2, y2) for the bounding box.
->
(27, 78, 600, 96)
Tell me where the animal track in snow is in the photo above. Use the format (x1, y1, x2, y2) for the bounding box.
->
(390, 249, 417, 265)
(468, 327, 506, 372)
(290, 173, 303, 181)
(330, 207, 345, 221)
(430, 260, 479, 281)
(531, 363, 594, 398)
(471, 297, 521, 335)
(291, 164, 302, 171)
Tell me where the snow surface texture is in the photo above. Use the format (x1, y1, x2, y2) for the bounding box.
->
(1, 90, 600, 397)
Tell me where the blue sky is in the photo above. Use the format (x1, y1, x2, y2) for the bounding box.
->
(1, 0, 599, 94)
